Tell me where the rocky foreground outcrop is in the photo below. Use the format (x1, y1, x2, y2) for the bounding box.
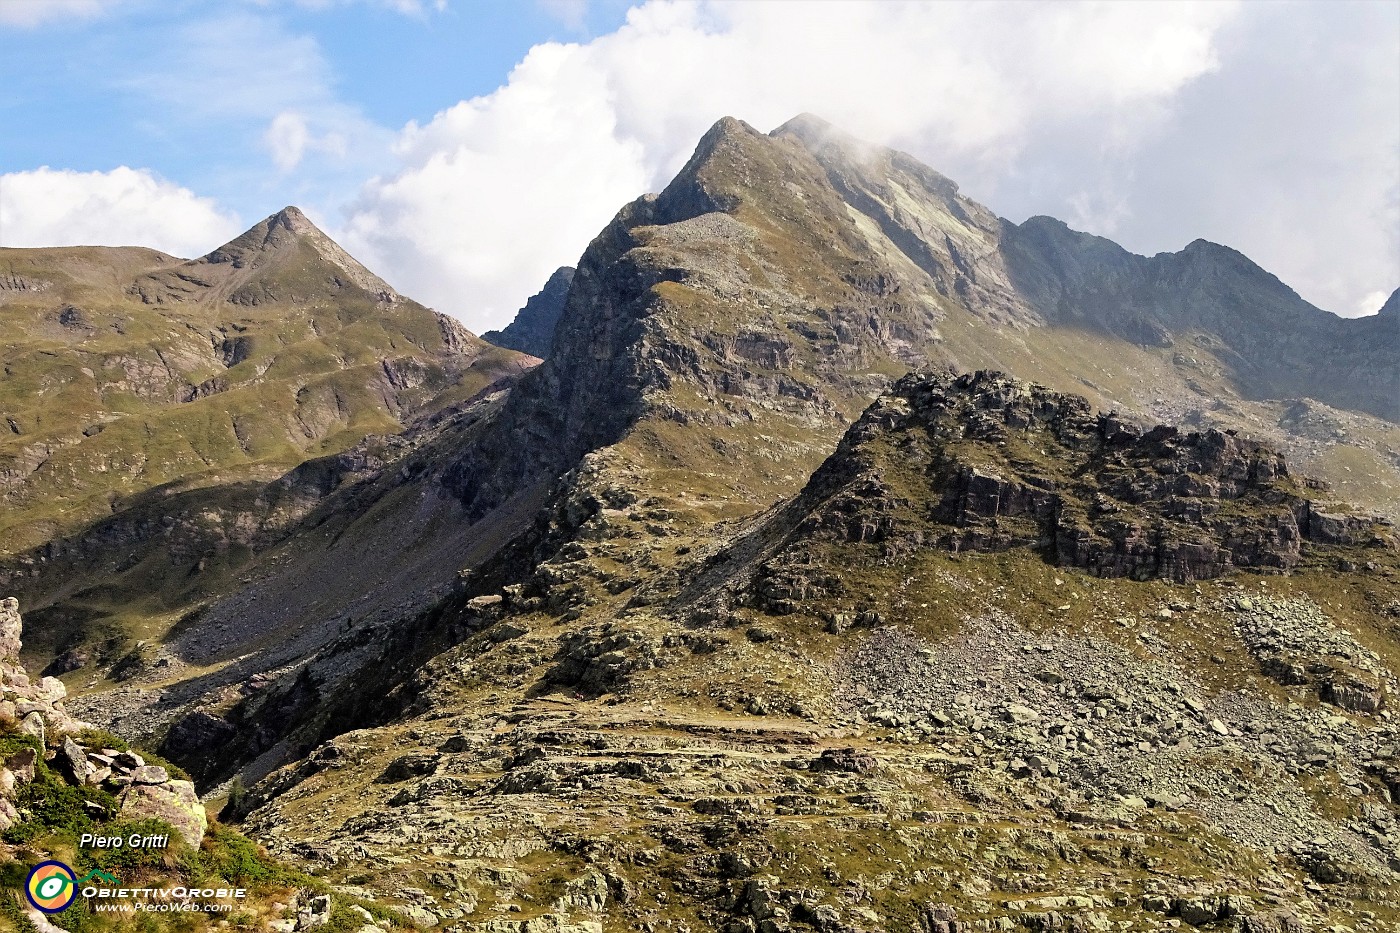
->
(1, 597, 92, 751)
(1, 596, 207, 846)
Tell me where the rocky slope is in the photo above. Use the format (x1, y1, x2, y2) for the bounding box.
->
(0, 209, 536, 681)
(204, 118, 1399, 931)
(481, 267, 575, 358)
(44, 112, 1394, 798)
(739, 370, 1390, 588)
(231, 373, 1400, 933)
(3, 114, 1397, 933)
(0, 597, 368, 933)
(999, 217, 1399, 422)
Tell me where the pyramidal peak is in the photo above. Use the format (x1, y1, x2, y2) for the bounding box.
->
(206, 207, 395, 297)
(127, 206, 401, 306)
(1379, 287, 1399, 318)
(771, 112, 874, 157)
(204, 206, 320, 263)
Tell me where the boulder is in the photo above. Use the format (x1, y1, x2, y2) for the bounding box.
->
(1240, 910, 1306, 933)
(390, 905, 439, 928)
(42, 647, 90, 677)
(34, 676, 67, 703)
(295, 893, 332, 930)
(0, 796, 18, 831)
(18, 711, 45, 745)
(813, 747, 878, 774)
(120, 779, 207, 847)
(61, 737, 96, 785)
(6, 747, 37, 784)
(1321, 669, 1385, 713)
(1177, 896, 1224, 926)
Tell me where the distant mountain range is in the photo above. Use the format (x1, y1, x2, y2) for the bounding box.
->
(2, 115, 1397, 932)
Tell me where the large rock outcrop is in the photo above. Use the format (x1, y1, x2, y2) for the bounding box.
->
(759, 371, 1393, 585)
(0, 596, 207, 846)
(0, 596, 90, 739)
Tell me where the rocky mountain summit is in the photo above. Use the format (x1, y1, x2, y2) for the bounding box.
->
(1379, 287, 1399, 319)
(481, 266, 574, 358)
(130, 206, 402, 307)
(226, 372, 1400, 933)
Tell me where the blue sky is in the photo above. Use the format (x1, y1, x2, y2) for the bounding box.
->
(1, 1, 1396, 332)
(1, 1, 631, 222)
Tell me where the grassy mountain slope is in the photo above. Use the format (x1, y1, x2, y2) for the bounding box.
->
(0, 210, 535, 697)
(0, 208, 531, 557)
(73, 113, 1396, 780)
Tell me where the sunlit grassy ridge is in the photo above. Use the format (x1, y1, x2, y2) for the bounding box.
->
(0, 216, 531, 556)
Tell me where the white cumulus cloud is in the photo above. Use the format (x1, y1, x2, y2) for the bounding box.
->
(0, 167, 241, 258)
(341, 41, 651, 331)
(0, 0, 118, 27)
(264, 110, 351, 173)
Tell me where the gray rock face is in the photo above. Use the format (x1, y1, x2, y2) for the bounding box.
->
(1378, 287, 1399, 318)
(1002, 217, 1400, 422)
(161, 710, 238, 759)
(119, 779, 207, 847)
(763, 370, 1393, 584)
(0, 597, 20, 661)
(481, 266, 575, 359)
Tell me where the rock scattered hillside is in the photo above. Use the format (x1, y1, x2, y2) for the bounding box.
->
(45, 113, 1395, 820)
(0, 597, 369, 933)
(231, 373, 1400, 933)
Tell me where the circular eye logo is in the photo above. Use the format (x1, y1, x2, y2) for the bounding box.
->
(26, 861, 78, 913)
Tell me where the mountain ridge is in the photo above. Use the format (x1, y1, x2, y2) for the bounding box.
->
(2, 114, 1398, 932)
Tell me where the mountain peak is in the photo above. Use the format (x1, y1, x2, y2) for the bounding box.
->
(205, 206, 328, 265)
(481, 266, 575, 358)
(1379, 287, 1399, 318)
(269, 204, 315, 233)
(199, 206, 400, 302)
(770, 112, 861, 153)
(773, 111, 833, 136)
(127, 205, 401, 307)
